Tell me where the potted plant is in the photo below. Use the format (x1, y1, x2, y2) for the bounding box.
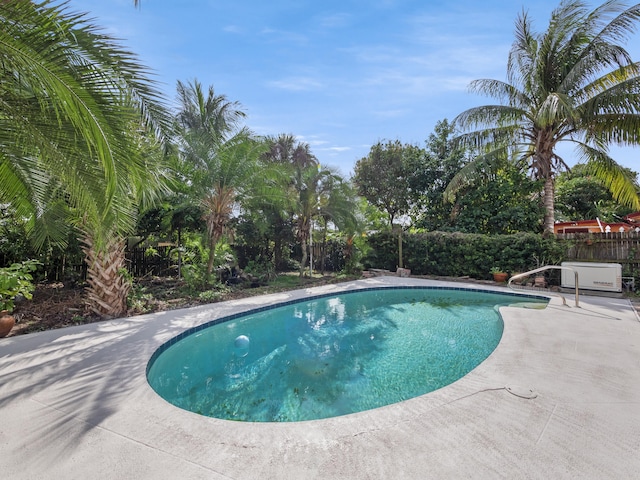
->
(490, 266, 508, 283)
(0, 260, 39, 337)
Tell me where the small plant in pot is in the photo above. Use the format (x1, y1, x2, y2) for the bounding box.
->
(0, 260, 39, 338)
(490, 266, 508, 283)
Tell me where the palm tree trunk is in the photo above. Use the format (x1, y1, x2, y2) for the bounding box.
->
(82, 234, 131, 317)
(206, 230, 224, 278)
(543, 176, 555, 235)
(203, 185, 234, 277)
(298, 217, 309, 277)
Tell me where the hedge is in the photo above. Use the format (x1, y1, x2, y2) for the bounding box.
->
(363, 231, 568, 280)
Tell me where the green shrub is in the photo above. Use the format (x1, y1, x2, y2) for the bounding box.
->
(244, 255, 276, 282)
(364, 231, 569, 279)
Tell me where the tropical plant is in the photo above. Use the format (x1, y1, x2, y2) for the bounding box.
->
(0, 1, 171, 316)
(448, 0, 640, 234)
(451, 159, 545, 234)
(555, 163, 638, 221)
(293, 163, 358, 277)
(176, 80, 271, 278)
(259, 134, 315, 270)
(0, 260, 39, 313)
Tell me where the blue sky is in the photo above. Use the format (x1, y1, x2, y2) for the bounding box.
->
(68, 0, 639, 176)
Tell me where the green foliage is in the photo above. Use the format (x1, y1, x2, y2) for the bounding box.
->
(181, 263, 211, 293)
(555, 164, 638, 222)
(198, 284, 231, 302)
(1, 1, 171, 249)
(451, 162, 544, 234)
(363, 231, 569, 279)
(410, 119, 466, 231)
(353, 140, 420, 227)
(451, 1, 640, 233)
(342, 234, 366, 275)
(127, 283, 154, 314)
(0, 260, 40, 312)
(0, 205, 33, 266)
(244, 256, 277, 282)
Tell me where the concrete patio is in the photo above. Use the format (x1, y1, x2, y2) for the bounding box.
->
(1, 276, 639, 479)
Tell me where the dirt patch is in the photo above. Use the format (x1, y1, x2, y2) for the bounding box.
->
(6, 274, 357, 337)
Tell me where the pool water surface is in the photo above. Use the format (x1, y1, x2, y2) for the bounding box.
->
(147, 288, 547, 422)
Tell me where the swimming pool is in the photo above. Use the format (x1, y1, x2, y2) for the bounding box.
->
(146, 287, 547, 422)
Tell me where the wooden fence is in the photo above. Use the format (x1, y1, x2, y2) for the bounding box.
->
(557, 232, 640, 277)
(126, 245, 175, 277)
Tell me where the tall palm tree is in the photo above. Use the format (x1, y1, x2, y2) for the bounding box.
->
(259, 134, 312, 269)
(1, 1, 171, 316)
(176, 80, 268, 277)
(289, 161, 357, 277)
(448, 0, 640, 233)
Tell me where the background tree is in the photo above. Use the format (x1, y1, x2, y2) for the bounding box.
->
(449, 0, 640, 234)
(289, 162, 356, 277)
(259, 134, 315, 270)
(353, 140, 417, 228)
(451, 160, 544, 234)
(408, 119, 466, 231)
(314, 173, 361, 274)
(555, 164, 638, 222)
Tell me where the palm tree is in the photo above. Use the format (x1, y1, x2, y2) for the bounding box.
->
(1, 1, 171, 316)
(176, 80, 268, 277)
(289, 161, 357, 277)
(448, 0, 640, 233)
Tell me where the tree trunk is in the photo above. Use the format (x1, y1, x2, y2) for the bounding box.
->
(298, 217, 309, 277)
(82, 234, 131, 318)
(203, 186, 234, 277)
(206, 234, 218, 277)
(300, 243, 308, 277)
(320, 220, 327, 275)
(543, 176, 555, 235)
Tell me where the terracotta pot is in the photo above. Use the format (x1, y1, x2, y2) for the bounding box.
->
(534, 276, 547, 288)
(0, 310, 15, 338)
(492, 272, 508, 283)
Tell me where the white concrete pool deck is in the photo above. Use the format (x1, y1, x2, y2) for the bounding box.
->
(1, 276, 639, 479)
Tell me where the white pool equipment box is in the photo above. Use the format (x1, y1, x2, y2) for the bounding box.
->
(561, 262, 622, 293)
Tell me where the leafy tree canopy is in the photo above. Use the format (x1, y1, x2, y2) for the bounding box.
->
(555, 164, 639, 222)
(353, 140, 420, 228)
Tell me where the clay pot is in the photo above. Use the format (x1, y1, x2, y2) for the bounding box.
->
(492, 272, 508, 283)
(0, 310, 15, 338)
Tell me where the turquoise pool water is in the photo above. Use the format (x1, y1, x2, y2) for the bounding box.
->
(146, 287, 547, 422)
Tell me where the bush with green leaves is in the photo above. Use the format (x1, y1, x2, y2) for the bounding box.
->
(363, 231, 568, 279)
(0, 260, 40, 312)
(198, 284, 231, 302)
(244, 255, 276, 282)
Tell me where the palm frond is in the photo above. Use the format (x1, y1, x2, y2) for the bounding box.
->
(577, 143, 640, 209)
(443, 146, 512, 203)
(468, 79, 530, 108)
(1, 0, 171, 249)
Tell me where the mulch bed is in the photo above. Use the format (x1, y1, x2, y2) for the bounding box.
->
(6, 274, 357, 337)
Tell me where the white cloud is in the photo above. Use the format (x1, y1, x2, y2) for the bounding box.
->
(267, 77, 324, 91)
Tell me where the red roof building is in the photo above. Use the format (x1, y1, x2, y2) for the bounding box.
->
(554, 219, 634, 234)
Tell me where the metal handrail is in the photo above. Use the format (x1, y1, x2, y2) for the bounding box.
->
(507, 265, 580, 308)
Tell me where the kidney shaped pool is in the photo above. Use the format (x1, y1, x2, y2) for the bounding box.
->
(146, 287, 547, 422)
